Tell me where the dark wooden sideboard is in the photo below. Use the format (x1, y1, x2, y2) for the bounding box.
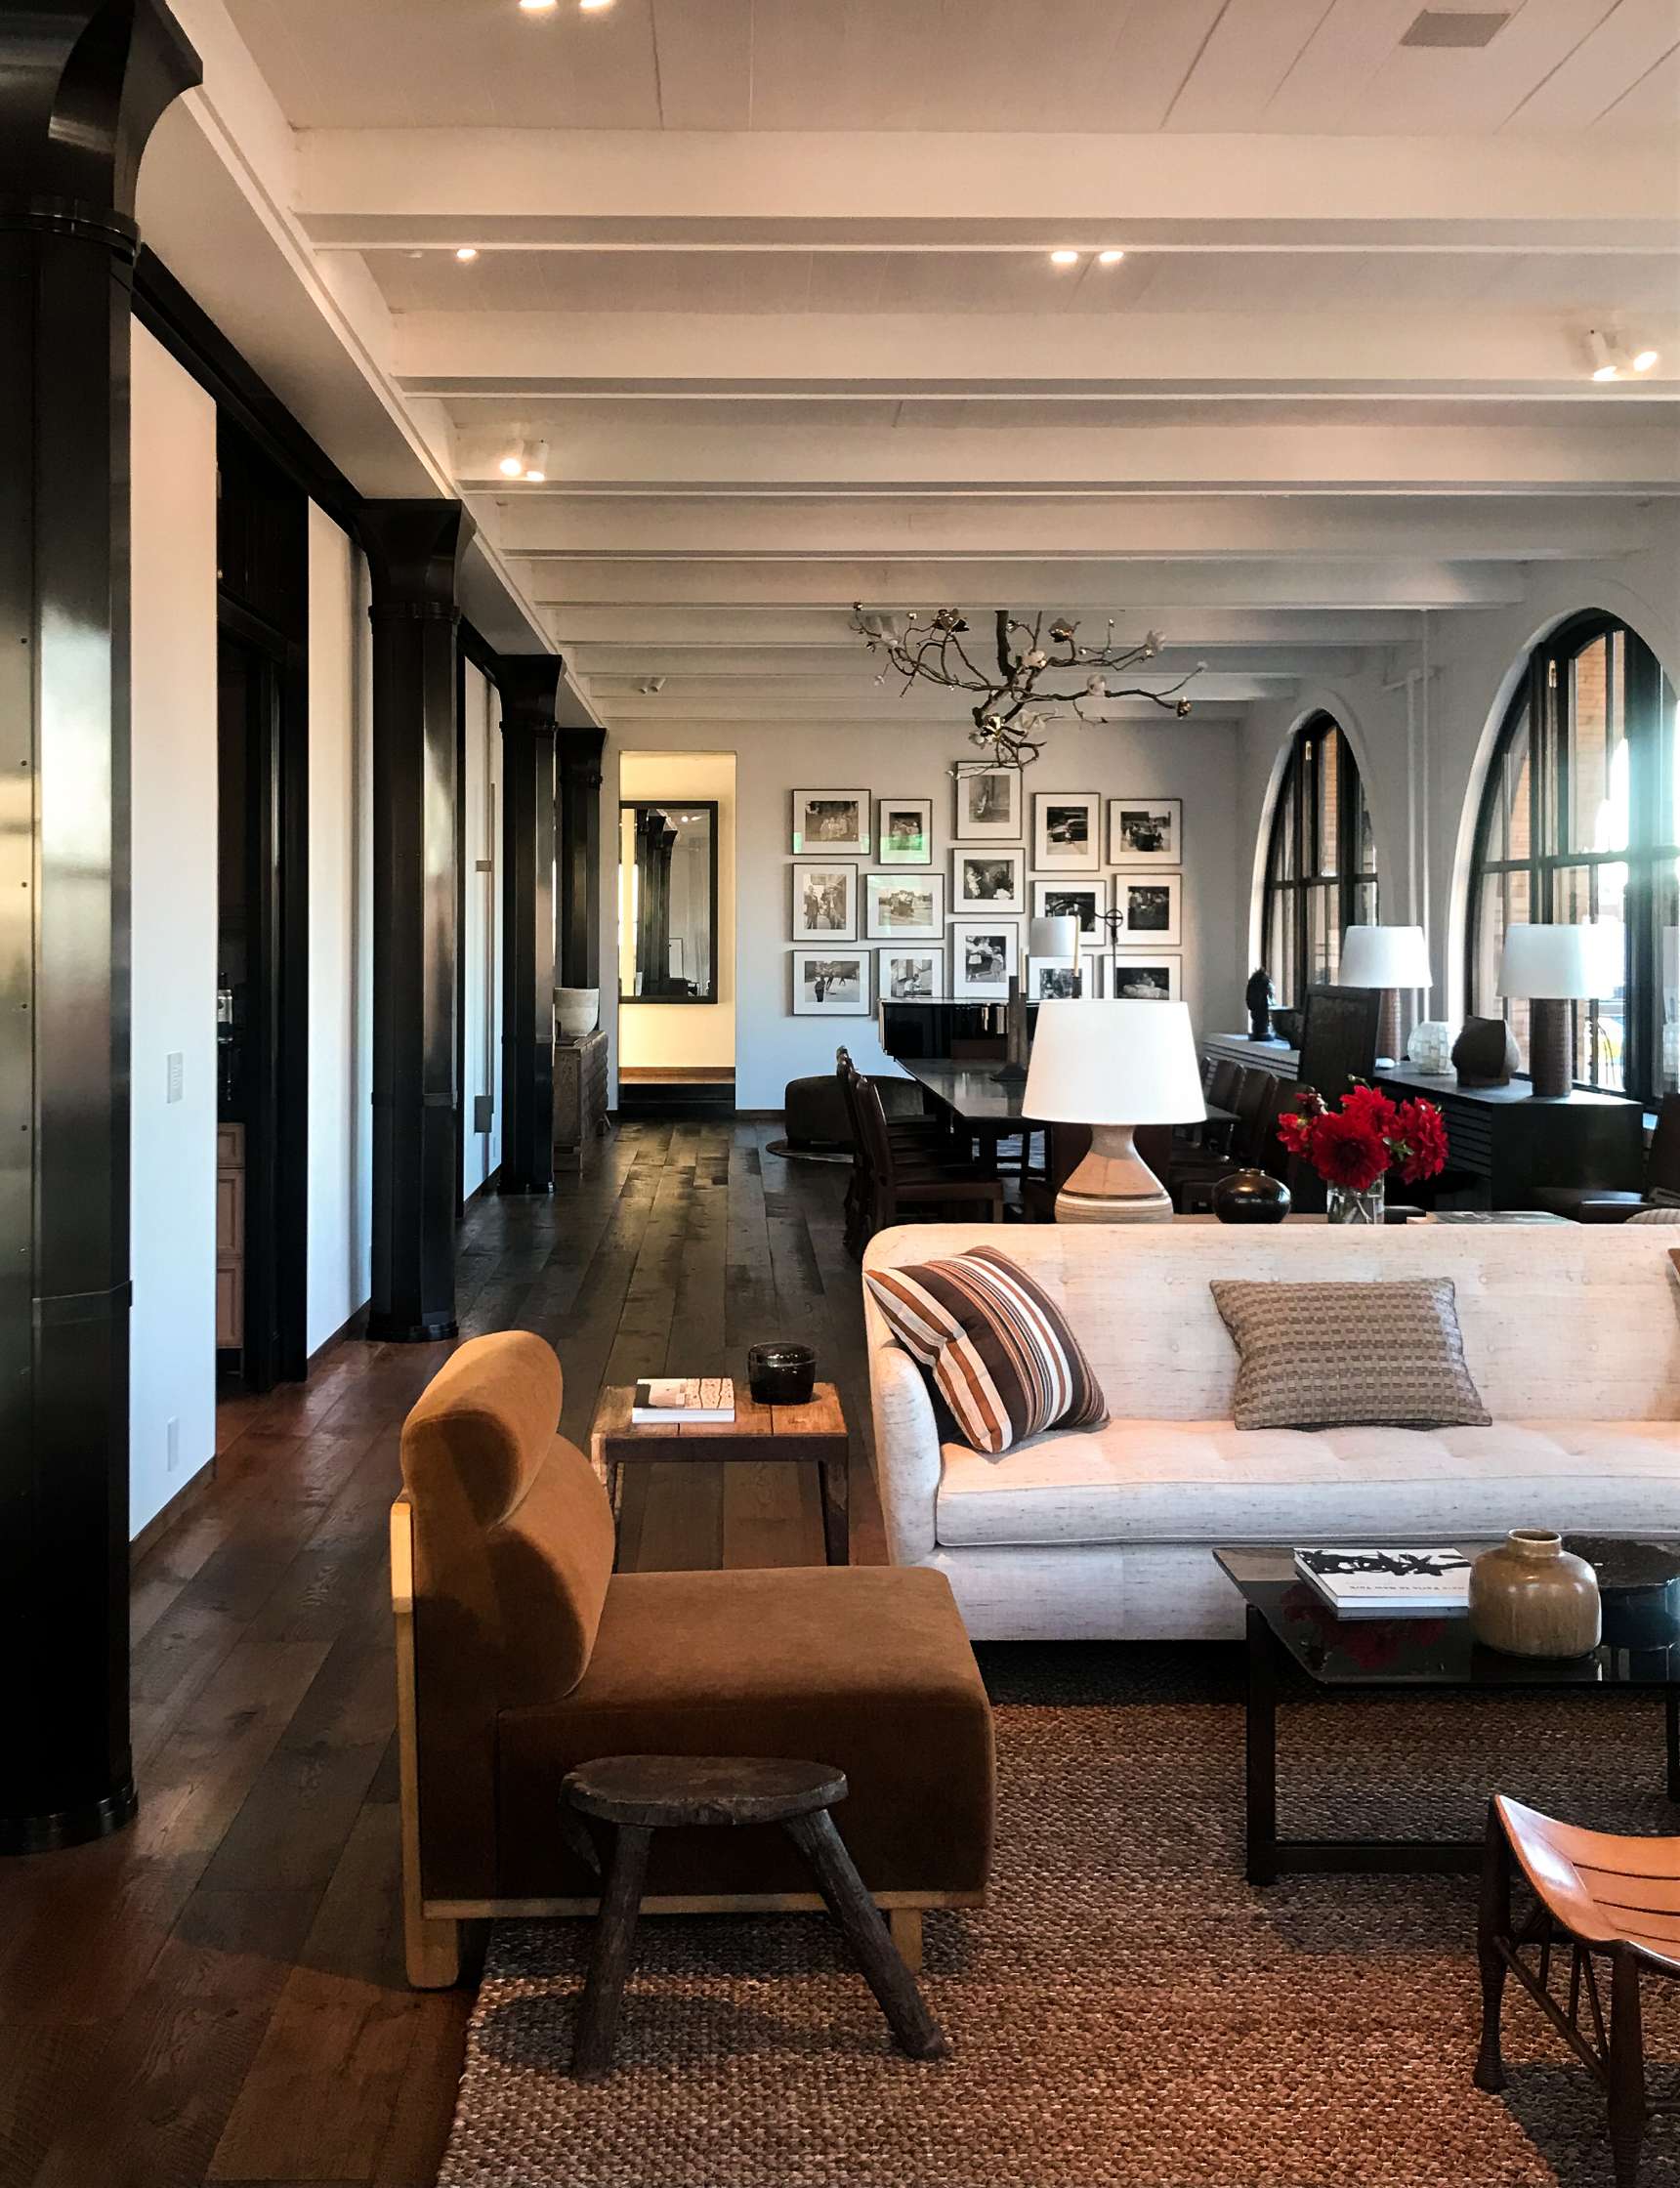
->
(1373, 1066, 1644, 1209)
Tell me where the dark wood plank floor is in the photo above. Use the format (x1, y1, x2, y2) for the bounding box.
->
(2, 1121, 879, 2188)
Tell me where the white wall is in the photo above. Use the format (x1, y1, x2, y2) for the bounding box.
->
(130, 326, 219, 1536)
(460, 660, 501, 1193)
(1236, 514, 1680, 1044)
(617, 750, 736, 1071)
(601, 718, 1241, 1111)
(305, 504, 372, 1354)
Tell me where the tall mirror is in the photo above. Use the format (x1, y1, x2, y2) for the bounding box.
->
(618, 801, 719, 1003)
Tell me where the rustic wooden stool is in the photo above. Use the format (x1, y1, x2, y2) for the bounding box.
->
(562, 1754, 949, 2081)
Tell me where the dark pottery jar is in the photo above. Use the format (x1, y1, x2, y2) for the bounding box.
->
(1211, 1169, 1291, 1225)
(746, 1342, 817, 1407)
(1565, 1536, 1680, 1651)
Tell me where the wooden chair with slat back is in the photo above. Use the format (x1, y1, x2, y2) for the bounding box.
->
(1536, 1093, 1680, 1224)
(1477, 1794, 1680, 2186)
(852, 1073, 1003, 1242)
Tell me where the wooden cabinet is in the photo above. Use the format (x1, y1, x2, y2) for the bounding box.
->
(554, 1031, 609, 1173)
(217, 1122, 245, 1350)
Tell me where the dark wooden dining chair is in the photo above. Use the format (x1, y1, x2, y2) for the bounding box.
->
(1534, 1094, 1680, 1223)
(1477, 1793, 1680, 2186)
(847, 1071, 1003, 1248)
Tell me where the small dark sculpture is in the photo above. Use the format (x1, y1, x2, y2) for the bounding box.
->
(1212, 1169, 1292, 1224)
(1452, 1015, 1521, 1089)
(1245, 967, 1276, 1043)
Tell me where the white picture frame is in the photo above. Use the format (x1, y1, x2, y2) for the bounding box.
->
(791, 948, 871, 1016)
(875, 796, 934, 867)
(1032, 790, 1101, 872)
(1110, 873, 1183, 947)
(791, 788, 870, 857)
(1031, 876, 1109, 940)
(952, 766, 1023, 842)
(1108, 952, 1182, 1002)
(951, 845, 1026, 915)
(1107, 797, 1183, 865)
(863, 870, 945, 941)
(790, 862, 858, 943)
(877, 946, 945, 1003)
(950, 918, 1019, 1000)
(1026, 955, 1097, 1002)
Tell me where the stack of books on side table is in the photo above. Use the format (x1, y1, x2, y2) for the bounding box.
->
(1294, 1546, 1471, 1619)
(630, 1376, 735, 1425)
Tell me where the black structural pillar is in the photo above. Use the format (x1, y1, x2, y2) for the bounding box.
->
(0, 0, 200, 1855)
(360, 503, 475, 1342)
(559, 726, 609, 991)
(498, 657, 564, 1195)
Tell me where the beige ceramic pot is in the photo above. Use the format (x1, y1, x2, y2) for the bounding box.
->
(1469, 1530, 1602, 1659)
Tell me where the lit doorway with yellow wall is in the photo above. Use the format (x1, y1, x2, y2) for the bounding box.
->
(617, 751, 736, 1118)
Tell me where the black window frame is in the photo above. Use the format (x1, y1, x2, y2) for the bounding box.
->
(1466, 610, 1673, 1108)
(1260, 714, 1379, 1008)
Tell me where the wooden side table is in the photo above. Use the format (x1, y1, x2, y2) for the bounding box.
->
(589, 1383, 850, 1566)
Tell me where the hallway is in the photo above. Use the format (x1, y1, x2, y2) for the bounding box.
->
(1, 1123, 879, 2188)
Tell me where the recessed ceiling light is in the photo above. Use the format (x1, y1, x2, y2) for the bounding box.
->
(1633, 348, 1660, 373)
(1587, 328, 1622, 382)
(523, 439, 550, 483)
(1049, 249, 1080, 268)
(519, 0, 558, 11)
(498, 453, 525, 478)
(578, 0, 615, 10)
(454, 245, 479, 262)
(1097, 249, 1124, 266)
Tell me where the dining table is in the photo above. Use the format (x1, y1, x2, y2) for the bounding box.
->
(897, 1059, 1238, 1134)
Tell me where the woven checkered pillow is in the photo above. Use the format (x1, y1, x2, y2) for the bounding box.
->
(865, 1245, 1109, 1455)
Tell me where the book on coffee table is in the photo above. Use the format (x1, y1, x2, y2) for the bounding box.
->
(631, 1376, 735, 1426)
(1293, 1546, 1471, 1619)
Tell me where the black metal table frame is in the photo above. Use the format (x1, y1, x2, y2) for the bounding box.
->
(1243, 1603, 1680, 1885)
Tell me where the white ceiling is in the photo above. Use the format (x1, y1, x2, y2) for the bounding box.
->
(226, 0, 1679, 135)
(198, 0, 1680, 732)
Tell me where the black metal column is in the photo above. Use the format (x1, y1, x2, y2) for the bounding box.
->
(0, 0, 200, 1854)
(359, 503, 474, 1343)
(497, 657, 563, 1196)
(559, 726, 608, 990)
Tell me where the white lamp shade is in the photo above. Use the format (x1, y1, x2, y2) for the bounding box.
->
(1028, 914, 1080, 958)
(1339, 924, 1430, 989)
(1024, 998, 1206, 1126)
(1497, 922, 1613, 1001)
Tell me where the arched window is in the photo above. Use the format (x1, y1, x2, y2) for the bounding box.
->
(1468, 611, 1677, 1106)
(1261, 715, 1379, 1006)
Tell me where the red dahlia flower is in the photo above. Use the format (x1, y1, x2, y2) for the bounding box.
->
(1340, 1081, 1399, 1140)
(1309, 1112, 1390, 1192)
(1277, 1110, 1317, 1159)
(1392, 1096, 1449, 1184)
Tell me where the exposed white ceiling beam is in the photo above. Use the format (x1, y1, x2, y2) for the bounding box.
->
(546, 607, 1424, 647)
(568, 644, 1361, 681)
(525, 559, 1527, 609)
(591, 699, 1252, 724)
(296, 129, 1679, 245)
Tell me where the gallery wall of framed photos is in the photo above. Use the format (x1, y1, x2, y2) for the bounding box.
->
(601, 719, 1242, 1109)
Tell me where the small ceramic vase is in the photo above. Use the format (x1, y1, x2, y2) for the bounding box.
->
(554, 986, 600, 1038)
(1470, 1530, 1602, 1659)
(1407, 1019, 1454, 1074)
(1211, 1169, 1291, 1225)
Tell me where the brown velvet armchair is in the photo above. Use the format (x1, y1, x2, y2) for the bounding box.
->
(392, 1331, 995, 1987)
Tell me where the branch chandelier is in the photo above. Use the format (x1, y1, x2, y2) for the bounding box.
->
(851, 605, 1204, 771)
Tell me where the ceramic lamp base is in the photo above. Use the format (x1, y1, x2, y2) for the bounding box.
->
(1529, 996, 1574, 1099)
(1054, 1123, 1173, 1224)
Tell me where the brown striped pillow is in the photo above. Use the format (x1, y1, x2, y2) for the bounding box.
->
(865, 1246, 1109, 1455)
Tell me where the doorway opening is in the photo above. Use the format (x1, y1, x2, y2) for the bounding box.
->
(215, 422, 310, 1393)
(616, 752, 736, 1118)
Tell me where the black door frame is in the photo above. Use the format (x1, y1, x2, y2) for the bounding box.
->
(217, 597, 310, 1391)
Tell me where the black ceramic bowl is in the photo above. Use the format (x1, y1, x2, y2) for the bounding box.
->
(747, 1342, 817, 1407)
(1211, 1169, 1291, 1225)
(1565, 1536, 1680, 1651)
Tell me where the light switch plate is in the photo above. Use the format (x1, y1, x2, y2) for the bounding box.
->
(473, 1094, 494, 1135)
(166, 1417, 181, 1473)
(166, 1052, 184, 1104)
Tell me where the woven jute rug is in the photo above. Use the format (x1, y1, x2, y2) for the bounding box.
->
(438, 1644, 1680, 2188)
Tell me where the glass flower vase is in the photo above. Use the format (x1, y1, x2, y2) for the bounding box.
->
(1326, 1178, 1385, 1226)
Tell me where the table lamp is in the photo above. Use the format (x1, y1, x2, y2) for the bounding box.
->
(1497, 923, 1606, 1100)
(1023, 998, 1206, 1223)
(1339, 924, 1431, 1066)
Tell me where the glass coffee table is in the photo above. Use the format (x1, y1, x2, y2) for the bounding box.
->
(1216, 1545, 1680, 1886)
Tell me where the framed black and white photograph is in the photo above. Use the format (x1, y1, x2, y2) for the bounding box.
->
(790, 862, 857, 942)
(1108, 953, 1182, 1001)
(1110, 874, 1183, 946)
(952, 766, 1023, 842)
(791, 949, 870, 1016)
(876, 797, 933, 866)
(791, 788, 870, 857)
(877, 946, 945, 1002)
(1107, 797, 1182, 865)
(1031, 790, 1101, 872)
(951, 846, 1026, 914)
(950, 918, 1018, 1000)
(1026, 956, 1096, 1002)
(864, 870, 944, 941)
(1031, 876, 1108, 939)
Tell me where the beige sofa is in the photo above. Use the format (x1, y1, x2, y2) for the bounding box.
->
(863, 1224, 1680, 1641)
